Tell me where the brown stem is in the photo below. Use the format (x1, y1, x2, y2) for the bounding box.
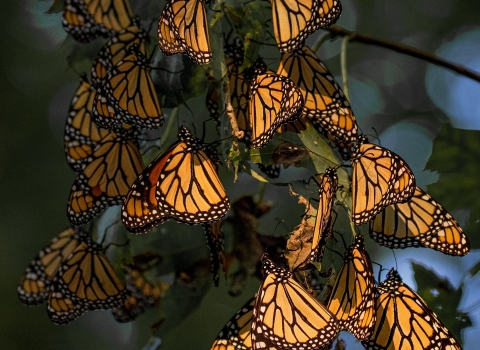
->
(326, 25, 480, 83)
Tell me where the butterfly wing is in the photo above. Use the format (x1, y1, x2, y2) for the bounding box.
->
(203, 221, 226, 287)
(352, 137, 416, 225)
(47, 237, 126, 325)
(249, 73, 304, 148)
(327, 235, 376, 340)
(62, 0, 134, 42)
(252, 257, 339, 349)
(67, 131, 145, 225)
(100, 48, 164, 129)
(362, 269, 462, 349)
(271, 0, 342, 52)
(112, 266, 168, 323)
(64, 78, 110, 171)
(158, 0, 212, 64)
(370, 186, 469, 256)
(277, 46, 357, 155)
(122, 127, 230, 233)
(211, 297, 255, 350)
(17, 228, 85, 305)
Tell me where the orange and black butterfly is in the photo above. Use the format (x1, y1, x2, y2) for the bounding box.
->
(93, 44, 164, 130)
(62, 0, 134, 42)
(203, 221, 226, 287)
(210, 296, 255, 350)
(158, 0, 212, 64)
(122, 127, 230, 233)
(17, 227, 86, 306)
(271, 0, 342, 52)
(351, 136, 416, 225)
(243, 59, 304, 149)
(112, 266, 169, 323)
(327, 235, 376, 340)
(252, 256, 339, 349)
(370, 186, 469, 256)
(288, 168, 338, 271)
(47, 235, 126, 325)
(363, 268, 461, 349)
(67, 127, 145, 226)
(277, 45, 358, 156)
(64, 76, 110, 171)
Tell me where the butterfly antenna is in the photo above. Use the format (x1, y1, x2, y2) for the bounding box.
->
(372, 262, 384, 283)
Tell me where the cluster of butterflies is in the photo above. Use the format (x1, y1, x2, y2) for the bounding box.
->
(18, 0, 470, 348)
(17, 227, 168, 324)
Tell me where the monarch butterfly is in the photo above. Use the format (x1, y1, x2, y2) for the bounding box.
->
(122, 127, 230, 234)
(157, 0, 212, 65)
(288, 168, 338, 271)
(64, 77, 110, 171)
(62, 0, 134, 42)
(91, 25, 150, 86)
(251, 255, 339, 349)
(210, 296, 255, 350)
(221, 39, 251, 145)
(206, 85, 221, 128)
(244, 59, 304, 149)
(370, 186, 469, 256)
(203, 221, 226, 287)
(47, 235, 126, 325)
(271, 0, 342, 52)
(351, 136, 416, 225)
(17, 227, 86, 306)
(327, 235, 376, 340)
(362, 268, 462, 349)
(112, 266, 169, 323)
(94, 45, 164, 130)
(67, 129, 145, 226)
(277, 46, 358, 155)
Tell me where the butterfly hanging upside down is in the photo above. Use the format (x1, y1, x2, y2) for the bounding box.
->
(122, 127, 230, 233)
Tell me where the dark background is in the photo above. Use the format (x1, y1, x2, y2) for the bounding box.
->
(2, 0, 480, 349)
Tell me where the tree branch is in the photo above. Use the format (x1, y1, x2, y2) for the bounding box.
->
(326, 25, 480, 83)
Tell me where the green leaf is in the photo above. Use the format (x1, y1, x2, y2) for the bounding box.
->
(412, 262, 471, 341)
(426, 124, 480, 249)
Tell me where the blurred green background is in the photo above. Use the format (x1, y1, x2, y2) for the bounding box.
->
(2, 0, 480, 349)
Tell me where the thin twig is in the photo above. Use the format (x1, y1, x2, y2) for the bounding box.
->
(340, 35, 351, 102)
(326, 25, 480, 84)
(223, 81, 243, 139)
